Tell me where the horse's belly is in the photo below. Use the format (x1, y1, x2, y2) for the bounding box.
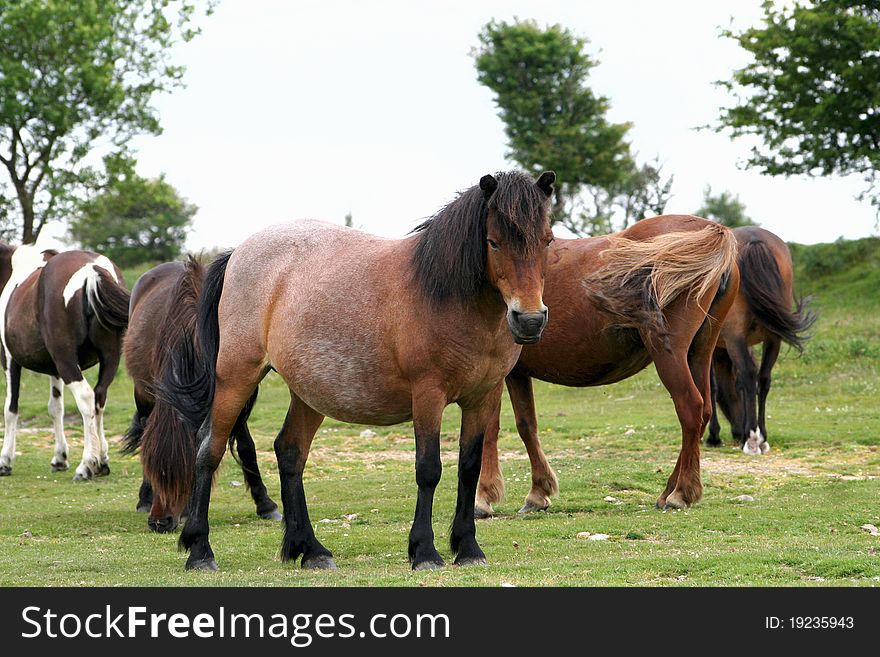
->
(294, 376, 413, 426)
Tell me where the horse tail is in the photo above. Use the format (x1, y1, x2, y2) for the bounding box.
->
(140, 256, 211, 514)
(583, 223, 738, 345)
(120, 412, 146, 455)
(738, 239, 816, 351)
(87, 268, 131, 331)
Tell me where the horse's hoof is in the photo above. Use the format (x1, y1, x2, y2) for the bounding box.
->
(148, 515, 178, 534)
(474, 505, 493, 520)
(259, 508, 283, 521)
(705, 439, 722, 448)
(136, 502, 152, 514)
(518, 500, 549, 514)
(0, 464, 11, 477)
(663, 492, 689, 510)
(185, 557, 219, 571)
(412, 559, 445, 571)
(95, 462, 110, 477)
(72, 470, 93, 482)
(302, 555, 337, 570)
(50, 461, 69, 472)
(454, 556, 488, 567)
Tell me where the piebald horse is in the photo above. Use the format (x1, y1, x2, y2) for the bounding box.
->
(476, 215, 740, 516)
(0, 245, 129, 480)
(707, 226, 815, 455)
(121, 258, 280, 532)
(151, 170, 555, 571)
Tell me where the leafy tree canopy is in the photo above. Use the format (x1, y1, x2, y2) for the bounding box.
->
(715, 1, 880, 212)
(68, 161, 196, 267)
(0, 0, 211, 244)
(473, 19, 672, 235)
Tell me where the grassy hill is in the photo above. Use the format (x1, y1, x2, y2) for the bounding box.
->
(0, 236, 878, 586)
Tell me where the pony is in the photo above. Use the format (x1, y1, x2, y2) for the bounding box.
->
(476, 215, 740, 516)
(0, 245, 129, 480)
(121, 257, 280, 532)
(150, 170, 556, 571)
(706, 226, 815, 455)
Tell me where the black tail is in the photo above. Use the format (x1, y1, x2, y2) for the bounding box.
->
(121, 412, 146, 455)
(89, 268, 131, 331)
(140, 255, 213, 513)
(738, 240, 817, 351)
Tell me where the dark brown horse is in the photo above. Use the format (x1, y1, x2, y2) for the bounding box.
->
(706, 226, 815, 454)
(0, 245, 129, 480)
(121, 258, 280, 532)
(476, 215, 740, 516)
(151, 170, 555, 571)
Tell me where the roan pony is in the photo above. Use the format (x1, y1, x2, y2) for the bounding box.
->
(0, 245, 129, 480)
(707, 226, 815, 454)
(151, 170, 556, 571)
(476, 215, 740, 516)
(121, 258, 281, 532)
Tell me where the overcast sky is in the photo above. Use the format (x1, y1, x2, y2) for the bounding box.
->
(43, 0, 880, 250)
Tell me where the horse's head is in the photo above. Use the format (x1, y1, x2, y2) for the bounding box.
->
(481, 171, 555, 344)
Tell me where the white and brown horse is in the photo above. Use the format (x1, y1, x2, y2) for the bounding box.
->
(150, 170, 555, 571)
(0, 245, 129, 480)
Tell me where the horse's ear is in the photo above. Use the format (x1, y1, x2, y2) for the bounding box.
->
(480, 174, 498, 199)
(536, 171, 556, 197)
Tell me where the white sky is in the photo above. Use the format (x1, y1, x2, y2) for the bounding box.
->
(42, 0, 880, 250)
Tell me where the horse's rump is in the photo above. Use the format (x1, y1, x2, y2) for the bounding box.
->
(583, 222, 738, 345)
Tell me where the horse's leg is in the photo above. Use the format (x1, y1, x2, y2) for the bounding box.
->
(235, 421, 282, 521)
(507, 371, 558, 513)
(409, 386, 447, 570)
(728, 337, 763, 455)
(179, 371, 262, 571)
(65, 375, 102, 481)
(757, 337, 781, 449)
(475, 386, 503, 518)
(0, 358, 22, 476)
(705, 358, 723, 447)
(451, 384, 501, 566)
(652, 346, 705, 509)
(275, 395, 334, 569)
(137, 480, 154, 514)
(91, 347, 122, 476)
(48, 376, 69, 472)
(131, 387, 154, 513)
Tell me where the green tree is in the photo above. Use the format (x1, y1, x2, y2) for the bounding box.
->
(0, 0, 211, 244)
(696, 187, 757, 228)
(68, 167, 196, 267)
(715, 1, 880, 212)
(473, 19, 671, 234)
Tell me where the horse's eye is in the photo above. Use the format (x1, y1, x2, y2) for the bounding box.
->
(546, 238, 554, 248)
(487, 239, 500, 251)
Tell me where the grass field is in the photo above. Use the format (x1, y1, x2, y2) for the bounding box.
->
(0, 238, 878, 586)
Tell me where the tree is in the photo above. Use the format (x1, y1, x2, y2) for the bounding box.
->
(68, 167, 196, 267)
(696, 187, 757, 228)
(715, 1, 880, 213)
(0, 0, 210, 244)
(473, 19, 672, 234)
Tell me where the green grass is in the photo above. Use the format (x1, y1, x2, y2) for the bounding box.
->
(0, 240, 878, 586)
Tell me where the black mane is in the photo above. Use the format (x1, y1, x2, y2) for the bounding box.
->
(411, 171, 548, 305)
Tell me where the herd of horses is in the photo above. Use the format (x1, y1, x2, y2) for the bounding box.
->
(0, 170, 815, 571)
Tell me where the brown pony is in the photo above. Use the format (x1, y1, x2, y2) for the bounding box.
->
(121, 258, 280, 532)
(151, 170, 556, 571)
(0, 245, 129, 480)
(707, 226, 815, 454)
(476, 215, 740, 516)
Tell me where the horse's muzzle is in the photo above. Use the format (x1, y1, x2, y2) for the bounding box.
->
(508, 308, 548, 344)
